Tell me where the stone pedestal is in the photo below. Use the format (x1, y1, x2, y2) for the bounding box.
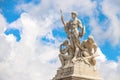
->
(52, 61, 102, 80)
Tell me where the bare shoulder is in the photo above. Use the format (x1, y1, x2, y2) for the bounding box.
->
(92, 43, 97, 47)
(77, 19, 82, 23)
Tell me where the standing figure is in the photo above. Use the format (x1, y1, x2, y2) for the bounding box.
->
(60, 11, 85, 60)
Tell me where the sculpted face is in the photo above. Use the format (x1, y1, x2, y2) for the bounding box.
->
(88, 39, 93, 43)
(71, 14, 76, 19)
(88, 36, 94, 43)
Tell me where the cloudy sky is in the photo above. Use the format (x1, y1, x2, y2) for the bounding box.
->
(0, 0, 120, 80)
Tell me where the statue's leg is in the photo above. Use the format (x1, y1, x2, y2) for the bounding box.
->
(70, 38, 74, 49)
(59, 54, 65, 67)
(67, 56, 73, 65)
(72, 46, 79, 63)
(76, 40, 82, 51)
(64, 56, 71, 67)
(74, 47, 79, 58)
(82, 51, 91, 66)
(74, 37, 80, 58)
(83, 59, 91, 66)
(89, 58, 97, 71)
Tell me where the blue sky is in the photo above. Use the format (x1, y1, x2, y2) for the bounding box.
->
(0, 0, 119, 61)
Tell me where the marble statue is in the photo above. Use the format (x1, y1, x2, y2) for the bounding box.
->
(59, 10, 99, 68)
(60, 10, 85, 61)
(52, 11, 102, 80)
(76, 36, 100, 70)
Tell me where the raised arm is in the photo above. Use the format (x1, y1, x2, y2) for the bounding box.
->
(60, 10, 66, 27)
(61, 15, 66, 27)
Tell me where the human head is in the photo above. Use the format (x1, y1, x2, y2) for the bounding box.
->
(88, 36, 94, 43)
(71, 11, 77, 19)
(63, 40, 69, 46)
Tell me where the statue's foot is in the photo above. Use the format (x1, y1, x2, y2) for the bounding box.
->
(72, 58, 77, 63)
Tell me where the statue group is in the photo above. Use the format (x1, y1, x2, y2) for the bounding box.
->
(59, 11, 99, 70)
(52, 11, 102, 80)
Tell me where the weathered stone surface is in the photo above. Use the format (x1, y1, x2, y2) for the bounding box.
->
(53, 61, 102, 80)
(52, 11, 102, 80)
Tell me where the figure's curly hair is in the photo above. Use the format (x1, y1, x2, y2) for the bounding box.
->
(71, 11, 78, 17)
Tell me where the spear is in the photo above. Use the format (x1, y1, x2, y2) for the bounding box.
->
(60, 9, 65, 26)
(60, 9, 63, 16)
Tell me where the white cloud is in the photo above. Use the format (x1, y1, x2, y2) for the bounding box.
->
(0, 11, 60, 80)
(102, 0, 120, 46)
(0, 14, 7, 34)
(90, 0, 120, 46)
(96, 48, 120, 80)
(0, 14, 11, 62)
(0, 35, 11, 62)
(97, 59, 120, 80)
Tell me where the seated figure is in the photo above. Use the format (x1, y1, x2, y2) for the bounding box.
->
(75, 36, 100, 70)
(59, 40, 74, 68)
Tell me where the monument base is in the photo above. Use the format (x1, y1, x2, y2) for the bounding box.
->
(52, 61, 102, 80)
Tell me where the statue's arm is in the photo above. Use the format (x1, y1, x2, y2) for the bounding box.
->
(93, 43, 97, 54)
(59, 44, 68, 54)
(78, 20, 85, 37)
(60, 44, 63, 53)
(62, 46, 68, 53)
(78, 19, 83, 29)
(91, 43, 100, 58)
(61, 15, 66, 27)
(81, 41, 86, 50)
